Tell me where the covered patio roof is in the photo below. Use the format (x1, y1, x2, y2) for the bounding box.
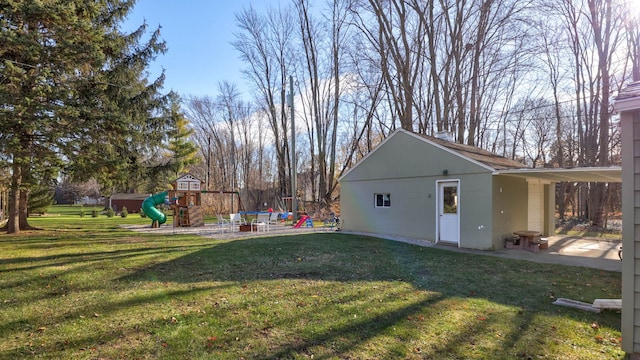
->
(493, 167, 621, 183)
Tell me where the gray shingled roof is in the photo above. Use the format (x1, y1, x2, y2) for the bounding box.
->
(420, 134, 529, 170)
(616, 80, 640, 100)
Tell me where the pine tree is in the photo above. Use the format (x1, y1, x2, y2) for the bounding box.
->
(0, 0, 170, 233)
(66, 19, 170, 195)
(166, 98, 200, 178)
(27, 185, 55, 215)
(144, 96, 200, 193)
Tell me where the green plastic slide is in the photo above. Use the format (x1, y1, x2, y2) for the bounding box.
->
(142, 191, 168, 225)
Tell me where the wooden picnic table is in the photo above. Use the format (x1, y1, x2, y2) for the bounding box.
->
(513, 230, 542, 252)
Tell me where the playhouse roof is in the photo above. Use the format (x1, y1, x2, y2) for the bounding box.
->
(173, 173, 203, 183)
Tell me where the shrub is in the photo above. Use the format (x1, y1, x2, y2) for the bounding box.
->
(121, 207, 128, 218)
(106, 208, 115, 218)
(140, 210, 147, 218)
(80, 208, 85, 218)
(92, 209, 99, 218)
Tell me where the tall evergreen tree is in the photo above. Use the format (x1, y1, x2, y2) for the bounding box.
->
(166, 99, 200, 179)
(145, 96, 201, 193)
(0, 0, 170, 233)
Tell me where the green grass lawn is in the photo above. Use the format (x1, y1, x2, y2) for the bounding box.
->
(0, 206, 624, 359)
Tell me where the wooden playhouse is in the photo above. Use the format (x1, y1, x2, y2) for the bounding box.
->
(168, 174, 204, 227)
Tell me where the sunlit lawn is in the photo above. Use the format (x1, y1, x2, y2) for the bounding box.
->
(0, 206, 624, 359)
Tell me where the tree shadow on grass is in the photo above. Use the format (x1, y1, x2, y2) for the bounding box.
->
(116, 233, 621, 358)
(0, 243, 208, 274)
(0, 229, 619, 359)
(0, 284, 233, 359)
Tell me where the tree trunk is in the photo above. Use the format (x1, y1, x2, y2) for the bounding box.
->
(588, 183, 606, 227)
(5, 161, 21, 234)
(467, 0, 492, 146)
(587, 0, 613, 227)
(327, 1, 340, 209)
(18, 187, 38, 230)
(279, 88, 289, 199)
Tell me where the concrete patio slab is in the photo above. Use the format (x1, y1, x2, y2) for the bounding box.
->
(122, 223, 622, 272)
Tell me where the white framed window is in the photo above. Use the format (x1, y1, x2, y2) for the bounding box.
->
(375, 193, 391, 208)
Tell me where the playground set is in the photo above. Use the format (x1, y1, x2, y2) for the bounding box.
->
(141, 174, 243, 228)
(140, 174, 201, 228)
(140, 173, 339, 230)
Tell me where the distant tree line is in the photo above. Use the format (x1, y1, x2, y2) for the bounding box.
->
(1, 0, 638, 233)
(184, 0, 638, 226)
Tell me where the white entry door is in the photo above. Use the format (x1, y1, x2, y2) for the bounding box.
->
(438, 181, 460, 245)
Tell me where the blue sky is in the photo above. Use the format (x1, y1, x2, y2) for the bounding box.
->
(123, 0, 275, 98)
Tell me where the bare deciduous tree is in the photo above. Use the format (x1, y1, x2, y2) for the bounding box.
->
(233, 5, 295, 200)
